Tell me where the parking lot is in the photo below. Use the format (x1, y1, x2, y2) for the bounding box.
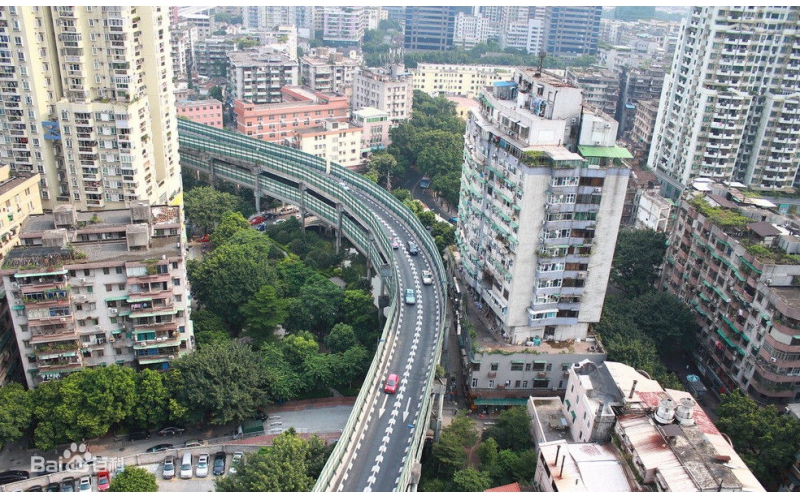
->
(143, 461, 216, 492)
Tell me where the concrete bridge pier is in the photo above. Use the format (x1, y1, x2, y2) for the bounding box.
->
(335, 203, 344, 252)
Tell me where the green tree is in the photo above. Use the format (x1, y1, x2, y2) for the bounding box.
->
(209, 210, 251, 247)
(298, 275, 344, 334)
(240, 285, 289, 346)
(452, 467, 492, 492)
(259, 343, 303, 403)
(215, 429, 326, 492)
(481, 407, 531, 451)
(431, 429, 469, 478)
(171, 340, 270, 424)
(32, 365, 137, 450)
(391, 189, 412, 202)
(187, 231, 276, 331)
(476, 437, 499, 471)
(342, 289, 378, 345)
(621, 291, 698, 355)
(191, 308, 229, 335)
(367, 152, 402, 191)
(209, 85, 223, 102)
(0, 383, 32, 447)
(195, 329, 230, 347)
(716, 391, 800, 489)
(128, 370, 172, 430)
(326, 323, 358, 353)
(183, 186, 242, 235)
(108, 467, 158, 492)
(611, 228, 667, 294)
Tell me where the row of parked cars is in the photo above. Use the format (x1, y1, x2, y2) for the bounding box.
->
(163, 451, 243, 480)
(0, 469, 112, 492)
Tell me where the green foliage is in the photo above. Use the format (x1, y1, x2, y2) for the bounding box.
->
(326, 323, 358, 353)
(240, 285, 289, 346)
(611, 228, 668, 295)
(191, 309, 231, 347)
(32, 365, 137, 450)
(689, 196, 751, 228)
(366, 152, 402, 190)
(171, 340, 270, 425)
(183, 186, 242, 234)
(481, 407, 531, 451)
(108, 467, 158, 492)
(187, 230, 276, 332)
(215, 429, 331, 492)
(209, 85, 223, 102)
(716, 391, 800, 490)
(0, 383, 32, 447)
(128, 370, 173, 430)
(452, 467, 492, 492)
(392, 189, 412, 202)
(210, 211, 251, 247)
(595, 295, 683, 389)
(342, 289, 379, 345)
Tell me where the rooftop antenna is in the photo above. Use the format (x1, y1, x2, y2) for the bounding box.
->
(535, 50, 546, 76)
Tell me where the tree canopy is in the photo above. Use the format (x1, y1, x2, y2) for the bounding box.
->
(0, 383, 32, 448)
(215, 429, 332, 492)
(183, 186, 242, 235)
(171, 340, 271, 425)
(611, 228, 668, 295)
(108, 467, 158, 492)
(716, 391, 800, 490)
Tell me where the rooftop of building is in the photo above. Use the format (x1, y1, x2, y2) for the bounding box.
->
(532, 360, 764, 492)
(352, 107, 388, 118)
(0, 170, 38, 198)
(2, 205, 182, 269)
(176, 99, 222, 107)
(228, 51, 297, 65)
(516, 68, 576, 89)
(538, 440, 633, 492)
(485, 482, 521, 492)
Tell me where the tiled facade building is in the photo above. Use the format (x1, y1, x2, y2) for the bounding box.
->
(1, 202, 193, 388)
(661, 181, 800, 405)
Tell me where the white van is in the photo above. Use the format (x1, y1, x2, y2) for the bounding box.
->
(180, 452, 193, 479)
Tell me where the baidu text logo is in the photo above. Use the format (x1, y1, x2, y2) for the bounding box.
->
(31, 442, 123, 474)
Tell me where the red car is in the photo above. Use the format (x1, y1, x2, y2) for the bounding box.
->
(197, 234, 210, 243)
(249, 216, 266, 225)
(384, 373, 400, 394)
(96, 471, 110, 491)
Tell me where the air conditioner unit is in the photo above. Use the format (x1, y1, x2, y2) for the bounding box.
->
(770, 356, 777, 363)
(577, 272, 587, 279)
(108, 308, 117, 315)
(80, 278, 86, 283)
(76, 295, 86, 301)
(11, 282, 18, 289)
(593, 188, 602, 194)
(109, 338, 116, 343)
(138, 342, 146, 347)
(537, 372, 547, 378)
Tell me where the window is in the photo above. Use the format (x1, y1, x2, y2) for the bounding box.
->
(488, 380, 495, 388)
(103, 267, 109, 275)
(490, 362, 499, 371)
(510, 362, 524, 371)
(471, 378, 477, 388)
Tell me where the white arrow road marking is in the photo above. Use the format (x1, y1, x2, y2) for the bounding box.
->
(376, 455, 384, 464)
(403, 398, 412, 421)
(388, 417, 396, 426)
(391, 408, 399, 418)
(379, 444, 387, 453)
(378, 395, 388, 418)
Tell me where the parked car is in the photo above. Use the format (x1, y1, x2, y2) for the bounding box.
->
(0, 470, 29, 485)
(157, 426, 185, 437)
(195, 454, 209, 478)
(448, 217, 458, 224)
(45, 483, 60, 492)
(197, 234, 210, 243)
(96, 471, 110, 491)
(146, 443, 174, 453)
(60, 477, 75, 492)
(26, 485, 43, 492)
(249, 215, 266, 225)
(213, 452, 226, 476)
(129, 428, 151, 441)
(405, 288, 416, 305)
(338, 181, 350, 191)
(180, 452, 193, 480)
(183, 439, 205, 448)
(422, 269, 433, 285)
(114, 461, 125, 476)
(79, 475, 91, 493)
(256, 223, 266, 231)
(162, 455, 175, 480)
(229, 452, 244, 474)
(384, 373, 400, 394)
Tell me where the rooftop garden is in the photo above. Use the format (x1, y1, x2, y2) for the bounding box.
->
(688, 196, 751, 229)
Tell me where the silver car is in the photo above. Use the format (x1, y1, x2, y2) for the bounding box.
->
(162, 455, 175, 480)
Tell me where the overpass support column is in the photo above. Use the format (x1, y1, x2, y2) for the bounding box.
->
(203, 153, 215, 185)
(298, 182, 307, 234)
(335, 203, 343, 252)
(366, 232, 374, 281)
(252, 162, 262, 213)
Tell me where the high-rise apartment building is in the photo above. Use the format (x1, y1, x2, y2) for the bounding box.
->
(662, 181, 800, 405)
(351, 65, 414, 125)
(648, 6, 800, 198)
(404, 7, 471, 51)
(228, 51, 299, 105)
(543, 7, 603, 57)
(411, 63, 515, 99)
(456, 70, 631, 395)
(321, 6, 366, 46)
(0, 6, 182, 211)
(2, 201, 193, 388)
